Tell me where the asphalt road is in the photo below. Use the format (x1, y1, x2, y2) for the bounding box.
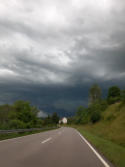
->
(0, 127, 111, 167)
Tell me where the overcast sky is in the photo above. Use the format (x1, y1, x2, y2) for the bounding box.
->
(0, 0, 125, 116)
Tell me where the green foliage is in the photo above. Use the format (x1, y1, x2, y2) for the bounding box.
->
(121, 90, 125, 103)
(43, 112, 59, 126)
(89, 100, 108, 112)
(70, 85, 122, 125)
(12, 101, 38, 123)
(0, 100, 43, 129)
(73, 102, 125, 167)
(51, 112, 59, 124)
(89, 84, 102, 105)
(9, 119, 25, 129)
(76, 106, 85, 116)
(43, 115, 53, 125)
(35, 119, 43, 128)
(69, 99, 108, 125)
(107, 86, 121, 104)
(99, 100, 108, 111)
(74, 106, 89, 124)
(106, 114, 116, 121)
(90, 112, 101, 123)
(67, 117, 75, 124)
(69, 84, 120, 125)
(68, 84, 125, 167)
(87, 100, 107, 123)
(0, 104, 11, 124)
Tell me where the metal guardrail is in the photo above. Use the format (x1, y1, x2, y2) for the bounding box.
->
(0, 127, 57, 134)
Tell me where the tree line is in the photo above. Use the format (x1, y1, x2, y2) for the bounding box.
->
(68, 84, 125, 124)
(0, 100, 59, 130)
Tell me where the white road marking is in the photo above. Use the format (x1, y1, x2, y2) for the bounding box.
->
(0, 128, 59, 143)
(77, 131, 110, 167)
(41, 137, 52, 144)
(0, 133, 38, 143)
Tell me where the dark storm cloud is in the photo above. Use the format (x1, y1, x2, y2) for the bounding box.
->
(0, 0, 125, 115)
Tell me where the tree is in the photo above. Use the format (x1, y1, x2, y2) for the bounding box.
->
(89, 84, 102, 105)
(9, 119, 25, 129)
(7, 100, 41, 129)
(12, 101, 38, 123)
(43, 115, 53, 125)
(52, 112, 59, 124)
(76, 106, 86, 117)
(0, 104, 11, 125)
(75, 106, 89, 124)
(107, 86, 121, 104)
(121, 90, 125, 103)
(0, 104, 12, 129)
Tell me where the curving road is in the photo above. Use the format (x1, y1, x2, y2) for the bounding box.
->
(0, 127, 112, 167)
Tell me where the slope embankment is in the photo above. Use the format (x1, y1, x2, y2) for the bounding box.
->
(70, 102, 125, 167)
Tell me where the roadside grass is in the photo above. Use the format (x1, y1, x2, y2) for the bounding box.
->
(0, 127, 58, 141)
(71, 125, 125, 167)
(79, 103, 125, 147)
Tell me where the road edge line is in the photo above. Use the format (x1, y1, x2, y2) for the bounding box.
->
(77, 131, 110, 167)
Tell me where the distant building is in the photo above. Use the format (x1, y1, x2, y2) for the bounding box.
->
(59, 117, 67, 124)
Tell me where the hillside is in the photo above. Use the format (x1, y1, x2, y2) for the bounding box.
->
(80, 102, 125, 147)
(69, 102, 125, 167)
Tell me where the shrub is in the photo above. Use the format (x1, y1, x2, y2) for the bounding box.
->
(9, 119, 25, 129)
(107, 86, 121, 104)
(106, 114, 116, 121)
(121, 90, 125, 103)
(90, 112, 101, 123)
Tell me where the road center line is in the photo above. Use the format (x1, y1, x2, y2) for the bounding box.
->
(77, 131, 110, 167)
(41, 137, 52, 144)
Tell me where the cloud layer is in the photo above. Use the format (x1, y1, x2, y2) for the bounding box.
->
(0, 0, 125, 115)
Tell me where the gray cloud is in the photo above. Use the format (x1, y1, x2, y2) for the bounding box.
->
(0, 0, 125, 115)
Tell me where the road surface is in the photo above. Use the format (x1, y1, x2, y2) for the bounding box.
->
(0, 127, 111, 167)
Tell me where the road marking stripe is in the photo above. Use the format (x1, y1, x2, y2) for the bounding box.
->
(77, 131, 110, 167)
(41, 137, 52, 144)
(0, 128, 59, 143)
(0, 133, 38, 143)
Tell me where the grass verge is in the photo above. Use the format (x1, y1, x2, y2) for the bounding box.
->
(70, 125, 125, 167)
(0, 127, 58, 141)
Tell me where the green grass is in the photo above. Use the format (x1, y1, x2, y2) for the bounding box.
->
(78, 103, 125, 147)
(66, 102, 125, 167)
(70, 125, 125, 167)
(0, 127, 58, 141)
